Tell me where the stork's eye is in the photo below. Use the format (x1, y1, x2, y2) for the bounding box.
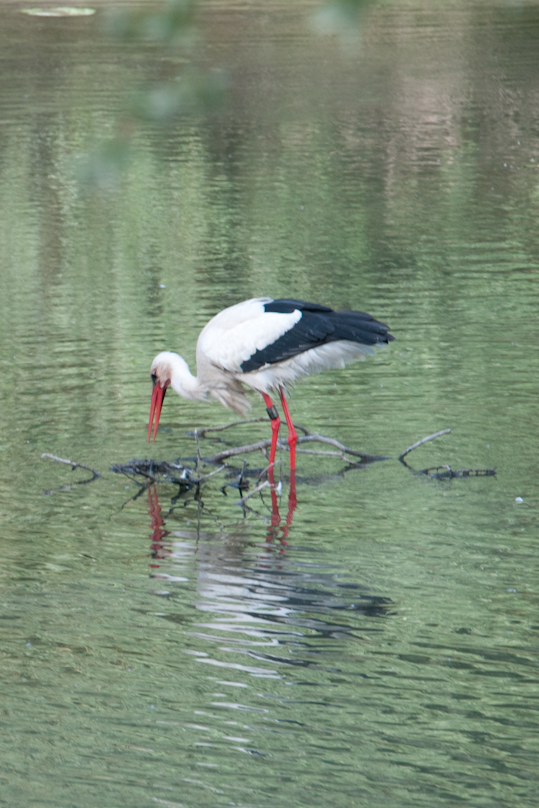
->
(151, 372, 157, 385)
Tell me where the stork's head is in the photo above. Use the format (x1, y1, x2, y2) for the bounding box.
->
(148, 352, 174, 442)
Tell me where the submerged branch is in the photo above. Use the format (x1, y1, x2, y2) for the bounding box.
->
(42, 423, 495, 498)
(418, 465, 496, 479)
(398, 431, 496, 480)
(110, 458, 200, 490)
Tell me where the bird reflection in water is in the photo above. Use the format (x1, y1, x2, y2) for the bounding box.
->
(146, 484, 392, 656)
(265, 464, 296, 546)
(147, 464, 297, 568)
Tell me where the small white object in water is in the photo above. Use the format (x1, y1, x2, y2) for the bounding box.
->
(22, 7, 96, 15)
(515, 497, 523, 503)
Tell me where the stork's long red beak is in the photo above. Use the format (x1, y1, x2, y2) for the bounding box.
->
(148, 382, 168, 442)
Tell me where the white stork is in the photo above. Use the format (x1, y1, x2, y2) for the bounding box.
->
(148, 297, 394, 472)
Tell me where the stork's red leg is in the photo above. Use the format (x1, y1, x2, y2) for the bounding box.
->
(279, 388, 297, 473)
(261, 393, 297, 545)
(262, 392, 280, 468)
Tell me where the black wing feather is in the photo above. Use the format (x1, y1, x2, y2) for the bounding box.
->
(240, 299, 394, 373)
(263, 299, 333, 314)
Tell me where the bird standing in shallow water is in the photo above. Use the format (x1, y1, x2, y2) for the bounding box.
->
(148, 297, 394, 473)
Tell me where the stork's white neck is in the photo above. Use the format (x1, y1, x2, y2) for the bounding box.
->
(152, 351, 205, 402)
(169, 354, 202, 399)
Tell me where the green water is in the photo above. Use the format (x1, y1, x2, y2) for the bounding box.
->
(1, 1, 539, 806)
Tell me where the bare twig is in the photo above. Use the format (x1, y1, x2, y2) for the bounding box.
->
(193, 418, 268, 436)
(199, 464, 226, 481)
(207, 434, 386, 464)
(41, 453, 101, 479)
(41, 453, 102, 494)
(236, 480, 271, 505)
(208, 438, 274, 463)
(398, 429, 451, 461)
(193, 418, 310, 437)
(294, 433, 386, 461)
(295, 449, 346, 458)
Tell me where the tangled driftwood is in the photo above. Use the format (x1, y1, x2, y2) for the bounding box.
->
(41, 422, 495, 501)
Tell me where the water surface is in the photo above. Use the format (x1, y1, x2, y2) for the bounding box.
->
(1, 1, 539, 806)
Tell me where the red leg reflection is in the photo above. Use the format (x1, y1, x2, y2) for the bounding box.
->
(264, 463, 297, 547)
(285, 468, 297, 537)
(148, 485, 171, 565)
